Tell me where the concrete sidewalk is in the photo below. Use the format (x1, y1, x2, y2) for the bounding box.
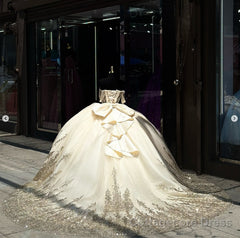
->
(0, 133, 240, 238)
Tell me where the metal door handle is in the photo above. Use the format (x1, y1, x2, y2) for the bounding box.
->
(174, 79, 180, 86)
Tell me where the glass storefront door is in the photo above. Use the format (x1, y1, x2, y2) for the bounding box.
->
(217, 0, 240, 162)
(62, 2, 162, 130)
(33, 2, 163, 137)
(59, 22, 95, 121)
(36, 19, 61, 131)
(0, 27, 17, 132)
(122, 1, 162, 132)
(60, 11, 120, 122)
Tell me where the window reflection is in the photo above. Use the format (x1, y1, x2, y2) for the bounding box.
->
(34, 3, 162, 133)
(123, 1, 163, 132)
(37, 20, 61, 131)
(0, 30, 17, 122)
(219, 0, 240, 161)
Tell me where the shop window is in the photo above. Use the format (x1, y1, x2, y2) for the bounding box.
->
(0, 29, 17, 123)
(217, 0, 240, 161)
(123, 1, 162, 132)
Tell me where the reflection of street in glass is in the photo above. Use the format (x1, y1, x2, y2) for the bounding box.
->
(2, 115, 9, 122)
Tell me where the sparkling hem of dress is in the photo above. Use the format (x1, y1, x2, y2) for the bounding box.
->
(3, 171, 231, 238)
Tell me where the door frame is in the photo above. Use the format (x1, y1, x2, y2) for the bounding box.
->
(173, 0, 203, 173)
(27, 21, 58, 140)
(27, 13, 121, 139)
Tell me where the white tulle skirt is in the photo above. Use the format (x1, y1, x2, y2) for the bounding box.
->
(3, 103, 230, 237)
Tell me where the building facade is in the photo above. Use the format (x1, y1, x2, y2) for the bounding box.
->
(0, 0, 239, 181)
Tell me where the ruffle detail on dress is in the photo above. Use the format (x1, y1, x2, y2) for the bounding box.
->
(92, 103, 138, 159)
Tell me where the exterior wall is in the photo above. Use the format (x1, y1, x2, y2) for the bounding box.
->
(175, 0, 202, 172)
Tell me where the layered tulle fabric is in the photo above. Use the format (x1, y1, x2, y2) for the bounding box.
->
(3, 98, 230, 237)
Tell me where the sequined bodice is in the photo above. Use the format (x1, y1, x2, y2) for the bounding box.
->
(99, 89, 126, 104)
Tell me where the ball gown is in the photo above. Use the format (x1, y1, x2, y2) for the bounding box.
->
(3, 90, 230, 237)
